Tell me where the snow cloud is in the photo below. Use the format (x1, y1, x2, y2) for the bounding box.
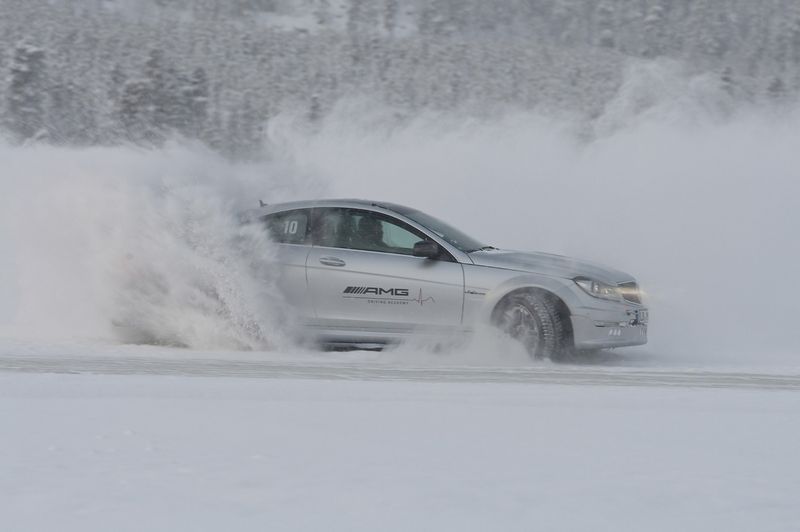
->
(0, 143, 322, 349)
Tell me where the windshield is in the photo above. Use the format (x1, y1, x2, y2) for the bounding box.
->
(396, 208, 486, 252)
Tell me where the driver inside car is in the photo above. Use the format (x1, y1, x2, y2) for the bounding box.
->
(354, 215, 385, 252)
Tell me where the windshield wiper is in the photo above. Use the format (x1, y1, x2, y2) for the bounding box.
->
(467, 245, 498, 252)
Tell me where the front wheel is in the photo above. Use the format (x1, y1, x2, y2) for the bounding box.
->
(493, 291, 571, 360)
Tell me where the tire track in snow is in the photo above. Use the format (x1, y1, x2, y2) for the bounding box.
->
(1, 353, 799, 390)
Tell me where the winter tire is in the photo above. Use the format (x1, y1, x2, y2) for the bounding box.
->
(493, 290, 570, 360)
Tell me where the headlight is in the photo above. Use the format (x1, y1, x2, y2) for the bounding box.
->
(574, 277, 622, 301)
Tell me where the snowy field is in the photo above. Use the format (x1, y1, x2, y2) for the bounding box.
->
(2, 341, 800, 532)
(2, 362, 799, 532)
(2, 81, 800, 531)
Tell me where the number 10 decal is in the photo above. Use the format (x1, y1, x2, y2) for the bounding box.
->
(283, 220, 299, 234)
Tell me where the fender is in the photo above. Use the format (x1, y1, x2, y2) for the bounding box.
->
(470, 272, 584, 325)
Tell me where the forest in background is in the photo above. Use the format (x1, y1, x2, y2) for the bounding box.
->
(2, 0, 799, 158)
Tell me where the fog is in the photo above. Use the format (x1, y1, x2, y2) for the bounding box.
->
(1, 65, 798, 366)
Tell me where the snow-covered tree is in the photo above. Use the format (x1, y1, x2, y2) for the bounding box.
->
(313, 0, 331, 27)
(46, 80, 96, 145)
(5, 43, 47, 142)
(767, 76, 788, 103)
(143, 49, 168, 133)
(118, 79, 158, 144)
(596, 1, 616, 49)
(185, 67, 209, 138)
(791, 15, 800, 65)
(383, 0, 398, 36)
(642, 4, 667, 58)
(0, 0, 798, 155)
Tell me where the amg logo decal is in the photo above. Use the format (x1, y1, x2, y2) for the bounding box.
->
(342, 287, 435, 306)
(343, 286, 410, 296)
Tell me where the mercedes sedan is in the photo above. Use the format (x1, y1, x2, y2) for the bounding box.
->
(245, 199, 648, 359)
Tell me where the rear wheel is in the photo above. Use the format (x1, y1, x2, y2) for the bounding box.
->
(493, 290, 571, 360)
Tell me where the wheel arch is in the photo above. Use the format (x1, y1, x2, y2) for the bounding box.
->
(478, 275, 579, 342)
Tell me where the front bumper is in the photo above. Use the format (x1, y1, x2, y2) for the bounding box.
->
(571, 307, 648, 350)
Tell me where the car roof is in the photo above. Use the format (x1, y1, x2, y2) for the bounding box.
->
(245, 198, 415, 217)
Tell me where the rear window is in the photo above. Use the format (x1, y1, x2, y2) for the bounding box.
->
(263, 209, 310, 244)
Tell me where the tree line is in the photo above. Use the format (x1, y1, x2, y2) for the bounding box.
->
(1, 0, 799, 157)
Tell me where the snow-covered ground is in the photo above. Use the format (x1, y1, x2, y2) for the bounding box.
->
(2, 96, 800, 531)
(2, 358, 800, 532)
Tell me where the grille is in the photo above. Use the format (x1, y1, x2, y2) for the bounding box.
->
(618, 281, 641, 304)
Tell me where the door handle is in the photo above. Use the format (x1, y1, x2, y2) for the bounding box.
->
(319, 256, 346, 267)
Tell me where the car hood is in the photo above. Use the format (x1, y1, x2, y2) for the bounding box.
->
(468, 249, 634, 284)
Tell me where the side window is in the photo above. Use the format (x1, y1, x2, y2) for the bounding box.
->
(313, 208, 351, 248)
(376, 219, 421, 253)
(313, 208, 427, 256)
(263, 209, 310, 244)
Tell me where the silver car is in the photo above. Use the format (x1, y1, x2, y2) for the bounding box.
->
(246, 199, 647, 359)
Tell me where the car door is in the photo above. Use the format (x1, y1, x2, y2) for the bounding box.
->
(306, 207, 465, 335)
(262, 208, 313, 318)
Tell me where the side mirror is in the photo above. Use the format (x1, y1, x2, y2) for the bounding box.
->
(413, 240, 440, 259)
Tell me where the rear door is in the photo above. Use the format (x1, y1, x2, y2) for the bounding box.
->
(306, 207, 464, 335)
(262, 208, 313, 317)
